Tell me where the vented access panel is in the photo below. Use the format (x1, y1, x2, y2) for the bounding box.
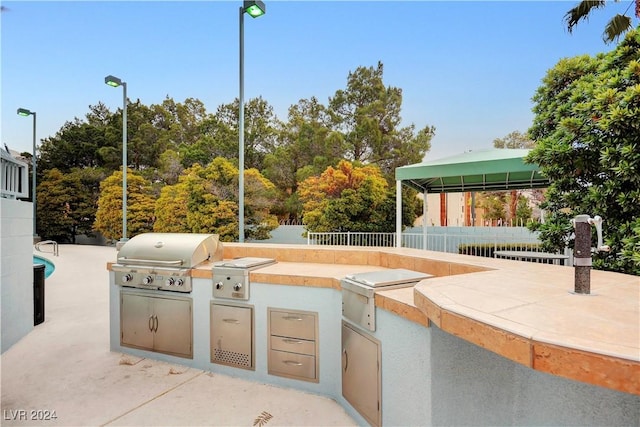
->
(210, 302, 254, 370)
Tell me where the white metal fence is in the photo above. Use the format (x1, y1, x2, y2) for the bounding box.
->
(307, 226, 549, 259)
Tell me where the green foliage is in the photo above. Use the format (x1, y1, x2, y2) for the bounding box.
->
(528, 28, 640, 274)
(515, 195, 533, 225)
(35, 60, 435, 240)
(298, 160, 409, 233)
(477, 192, 507, 221)
(36, 168, 104, 243)
(154, 158, 278, 241)
(564, 0, 638, 43)
(94, 169, 156, 241)
(328, 61, 434, 179)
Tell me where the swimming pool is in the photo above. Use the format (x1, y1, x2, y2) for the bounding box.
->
(33, 256, 55, 278)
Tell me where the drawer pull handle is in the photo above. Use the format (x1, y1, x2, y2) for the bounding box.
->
(283, 339, 303, 344)
(283, 360, 303, 366)
(283, 316, 303, 321)
(223, 318, 240, 324)
(343, 349, 349, 372)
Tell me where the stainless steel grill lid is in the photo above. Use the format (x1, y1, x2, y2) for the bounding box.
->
(117, 233, 223, 268)
(344, 268, 431, 288)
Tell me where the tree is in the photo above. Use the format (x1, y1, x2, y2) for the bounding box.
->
(36, 168, 105, 242)
(154, 158, 278, 241)
(328, 61, 435, 179)
(38, 104, 120, 173)
(94, 169, 156, 241)
(263, 97, 342, 221)
(199, 97, 281, 171)
(565, 0, 639, 43)
(527, 28, 640, 274)
(298, 160, 394, 234)
(492, 130, 538, 222)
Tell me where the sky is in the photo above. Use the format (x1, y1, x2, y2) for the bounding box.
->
(1, 0, 635, 161)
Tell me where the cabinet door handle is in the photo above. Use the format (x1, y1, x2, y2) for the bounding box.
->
(282, 338, 303, 344)
(283, 360, 303, 366)
(343, 349, 349, 372)
(283, 316, 303, 321)
(148, 315, 154, 332)
(154, 315, 159, 332)
(222, 318, 240, 324)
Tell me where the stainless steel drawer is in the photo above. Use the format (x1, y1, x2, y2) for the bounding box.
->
(270, 335, 315, 356)
(269, 349, 316, 380)
(269, 310, 316, 340)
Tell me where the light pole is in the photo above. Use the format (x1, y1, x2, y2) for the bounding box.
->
(17, 107, 38, 238)
(239, 0, 266, 243)
(104, 75, 128, 243)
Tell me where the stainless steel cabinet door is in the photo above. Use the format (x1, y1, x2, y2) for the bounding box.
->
(121, 292, 154, 350)
(211, 303, 253, 369)
(342, 321, 381, 427)
(152, 296, 192, 358)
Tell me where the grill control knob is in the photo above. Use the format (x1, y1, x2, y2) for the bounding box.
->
(121, 274, 133, 283)
(142, 275, 154, 285)
(176, 279, 184, 287)
(215, 282, 224, 290)
(233, 283, 243, 292)
(166, 277, 175, 286)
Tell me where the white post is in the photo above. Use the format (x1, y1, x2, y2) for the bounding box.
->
(395, 180, 402, 248)
(423, 189, 428, 250)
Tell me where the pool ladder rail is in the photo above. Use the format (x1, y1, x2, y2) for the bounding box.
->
(35, 240, 59, 257)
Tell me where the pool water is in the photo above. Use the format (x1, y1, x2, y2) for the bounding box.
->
(33, 256, 55, 278)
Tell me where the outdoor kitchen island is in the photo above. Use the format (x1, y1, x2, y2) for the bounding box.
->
(108, 243, 640, 427)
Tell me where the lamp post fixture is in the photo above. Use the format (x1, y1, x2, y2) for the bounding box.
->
(239, 0, 266, 243)
(17, 107, 38, 238)
(104, 74, 128, 243)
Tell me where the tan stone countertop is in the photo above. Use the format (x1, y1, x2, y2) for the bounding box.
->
(152, 243, 640, 395)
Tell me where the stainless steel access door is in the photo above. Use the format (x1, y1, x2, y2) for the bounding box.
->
(210, 302, 254, 370)
(120, 290, 193, 359)
(342, 321, 381, 427)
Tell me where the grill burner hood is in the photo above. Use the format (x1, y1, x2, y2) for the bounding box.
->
(114, 233, 224, 293)
(117, 233, 223, 268)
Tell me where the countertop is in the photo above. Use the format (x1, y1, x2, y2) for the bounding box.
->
(154, 243, 640, 394)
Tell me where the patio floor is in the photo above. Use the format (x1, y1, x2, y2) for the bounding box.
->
(1, 245, 356, 426)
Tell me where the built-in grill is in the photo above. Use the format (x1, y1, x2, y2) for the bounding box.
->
(112, 233, 224, 293)
(212, 257, 276, 300)
(341, 269, 432, 331)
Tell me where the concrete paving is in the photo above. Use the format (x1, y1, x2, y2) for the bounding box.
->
(1, 245, 356, 426)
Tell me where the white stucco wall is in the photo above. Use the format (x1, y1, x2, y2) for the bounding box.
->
(1, 198, 34, 353)
(109, 274, 640, 426)
(430, 325, 640, 426)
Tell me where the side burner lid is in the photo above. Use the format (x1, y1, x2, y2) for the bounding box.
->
(213, 257, 276, 269)
(345, 268, 431, 288)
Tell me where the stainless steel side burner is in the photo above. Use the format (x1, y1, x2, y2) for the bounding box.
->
(212, 257, 276, 300)
(341, 268, 432, 331)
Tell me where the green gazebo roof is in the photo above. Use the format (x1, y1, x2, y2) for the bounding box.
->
(395, 149, 549, 193)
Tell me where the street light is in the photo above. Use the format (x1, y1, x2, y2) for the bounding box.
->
(239, 0, 266, 243)
(104, 74, 128, 243)
(17, 107, 38, 238)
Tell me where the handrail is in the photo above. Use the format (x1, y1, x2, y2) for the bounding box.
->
(35, 240, 59, 256)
